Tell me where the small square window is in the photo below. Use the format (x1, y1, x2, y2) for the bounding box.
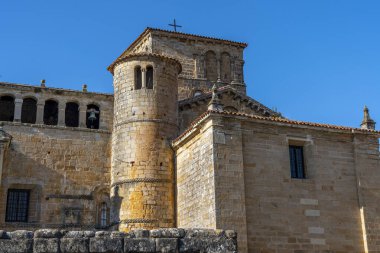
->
(5, 189, 30, 222)
(289, 145, 305, 179)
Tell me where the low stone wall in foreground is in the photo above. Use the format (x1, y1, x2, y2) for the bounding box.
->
(0, 228, 237, 253)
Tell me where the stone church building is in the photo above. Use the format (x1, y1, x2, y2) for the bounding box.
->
(0, 27, 380, 253)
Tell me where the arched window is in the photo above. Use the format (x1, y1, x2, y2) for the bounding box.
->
(65, 102, 79, 127)
(86, 104, 100, 129)
(43, 100, 58, 125)
(100, 202, 107, 227)
(146, 66, 154, 89)
(221, 52, 231, 83)
(205, 51, 217, 82)
(0, 96, 15, 122)
(134, 66, 142, 90)
(21, 98, 37, 124)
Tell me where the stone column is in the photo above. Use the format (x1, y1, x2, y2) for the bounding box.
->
(200, 54, 206, 79)
(193, 54, 199, 78)
(79, 104, 87, 128)
(141, 68, 146, 89)
(13, 98, 23, 122)
(231, 58, 239, 84)
(36, 100, 45, 124)
(58, 102, 66, 126)
(216, 57, 222, 83)
(0, 129, 11, 186)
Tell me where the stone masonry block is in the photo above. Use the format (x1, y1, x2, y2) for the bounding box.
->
(89, 237, 123, 253)
(124, 238, 156, 253)
(150, 228, 185, 238)
(60, 238, 89, 253)
(34, 230, 62, 239)
(33, 238, 59, 253)
(155, 238, 178, 253)
(0, 239, 33, 253)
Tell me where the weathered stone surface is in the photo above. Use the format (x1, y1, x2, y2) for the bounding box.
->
(64, 231, 95, 238)
(132, 229, 150, 238)
(9, 230, 34, 239)
(124, 238, 156, 253)
(155, 238, 177, 253)
(89, 237, 123, 253)
(179, 238, 237, 253)
(0, 239, 33, 253)
(60, 238, 89, 253)
(34, 230, 62, 239)
(151, 229, 185, 238)
(33, 238, 59, 253)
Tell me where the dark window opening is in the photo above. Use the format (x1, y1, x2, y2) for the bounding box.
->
(86, 104, 100, 129)
(21, 98, 37, 124)
(289, 145, 305, 179)
(146, 66, 154, 89)
(43, 100, 58, 125)
(0, 96, 15, 122)
(65, 102, 79, 127)
(134, 66, 142, 90)
(205, 51, 217, 82)
(5, 189, 30, 222)
(100, 202, 107, 227)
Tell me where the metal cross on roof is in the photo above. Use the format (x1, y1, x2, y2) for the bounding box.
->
(169, 19, 182, 32)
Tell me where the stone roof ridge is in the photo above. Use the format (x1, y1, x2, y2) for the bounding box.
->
(178, 85, 280, 117)
(107, 52, 182, 74)
(147, 27, 248, 47)
(109, 27, 248, 72)
(0, 82, 113, 97)
(173, 110, 380, 145)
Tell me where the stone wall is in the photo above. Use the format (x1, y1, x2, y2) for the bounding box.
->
(0, 123, 111, 230)
(0, 228, 237, 253)
(174, 111, 380, 253)
(0, 82, 114, 131)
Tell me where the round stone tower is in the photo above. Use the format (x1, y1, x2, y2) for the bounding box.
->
(109, 53, 181, 231)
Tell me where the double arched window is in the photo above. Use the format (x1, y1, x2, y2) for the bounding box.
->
(134, 65, 154, 90)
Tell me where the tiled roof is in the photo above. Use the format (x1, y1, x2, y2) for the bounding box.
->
(173, 110, 380, 145)
(107, 52, 182, 74)
(108, 27, 248, 71)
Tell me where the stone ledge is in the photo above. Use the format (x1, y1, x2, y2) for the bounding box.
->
(0, 228, 238, 253)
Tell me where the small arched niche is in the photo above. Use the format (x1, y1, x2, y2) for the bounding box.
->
(205, 50, 217, 82)
(65, 102, 79, 127)
(43, 99, 58, 125)
(86, 104, 100, 129)
(220, 52, 231, 83)
(0, 95, 15, 122)
(21, 97, 37, 124)
(146, 66, 154, 89)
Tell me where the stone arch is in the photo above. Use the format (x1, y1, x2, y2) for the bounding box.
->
(65, 102, 79, 127)
(146, 65, 154, 89)
(43, 99, 58, 125)
(21, 97, 37, 124)
(221, 52, 231, 83)
(86, 104, 100, 129)
(134, 65, 142, 90)
(224, 106, 238, 112)
(205, 50, 217, 82)
(0, 95, 15, 122)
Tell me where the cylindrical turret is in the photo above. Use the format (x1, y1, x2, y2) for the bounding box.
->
(109, 53, 181, 231)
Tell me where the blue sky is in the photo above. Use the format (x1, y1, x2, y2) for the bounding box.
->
(1, 0, 380, 128)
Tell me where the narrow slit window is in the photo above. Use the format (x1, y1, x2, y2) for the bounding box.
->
(146, 66, 153, 89)
(289, 145, 305, 179)
(135, 66, 142, 90)
(100, 202, 107, 227)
